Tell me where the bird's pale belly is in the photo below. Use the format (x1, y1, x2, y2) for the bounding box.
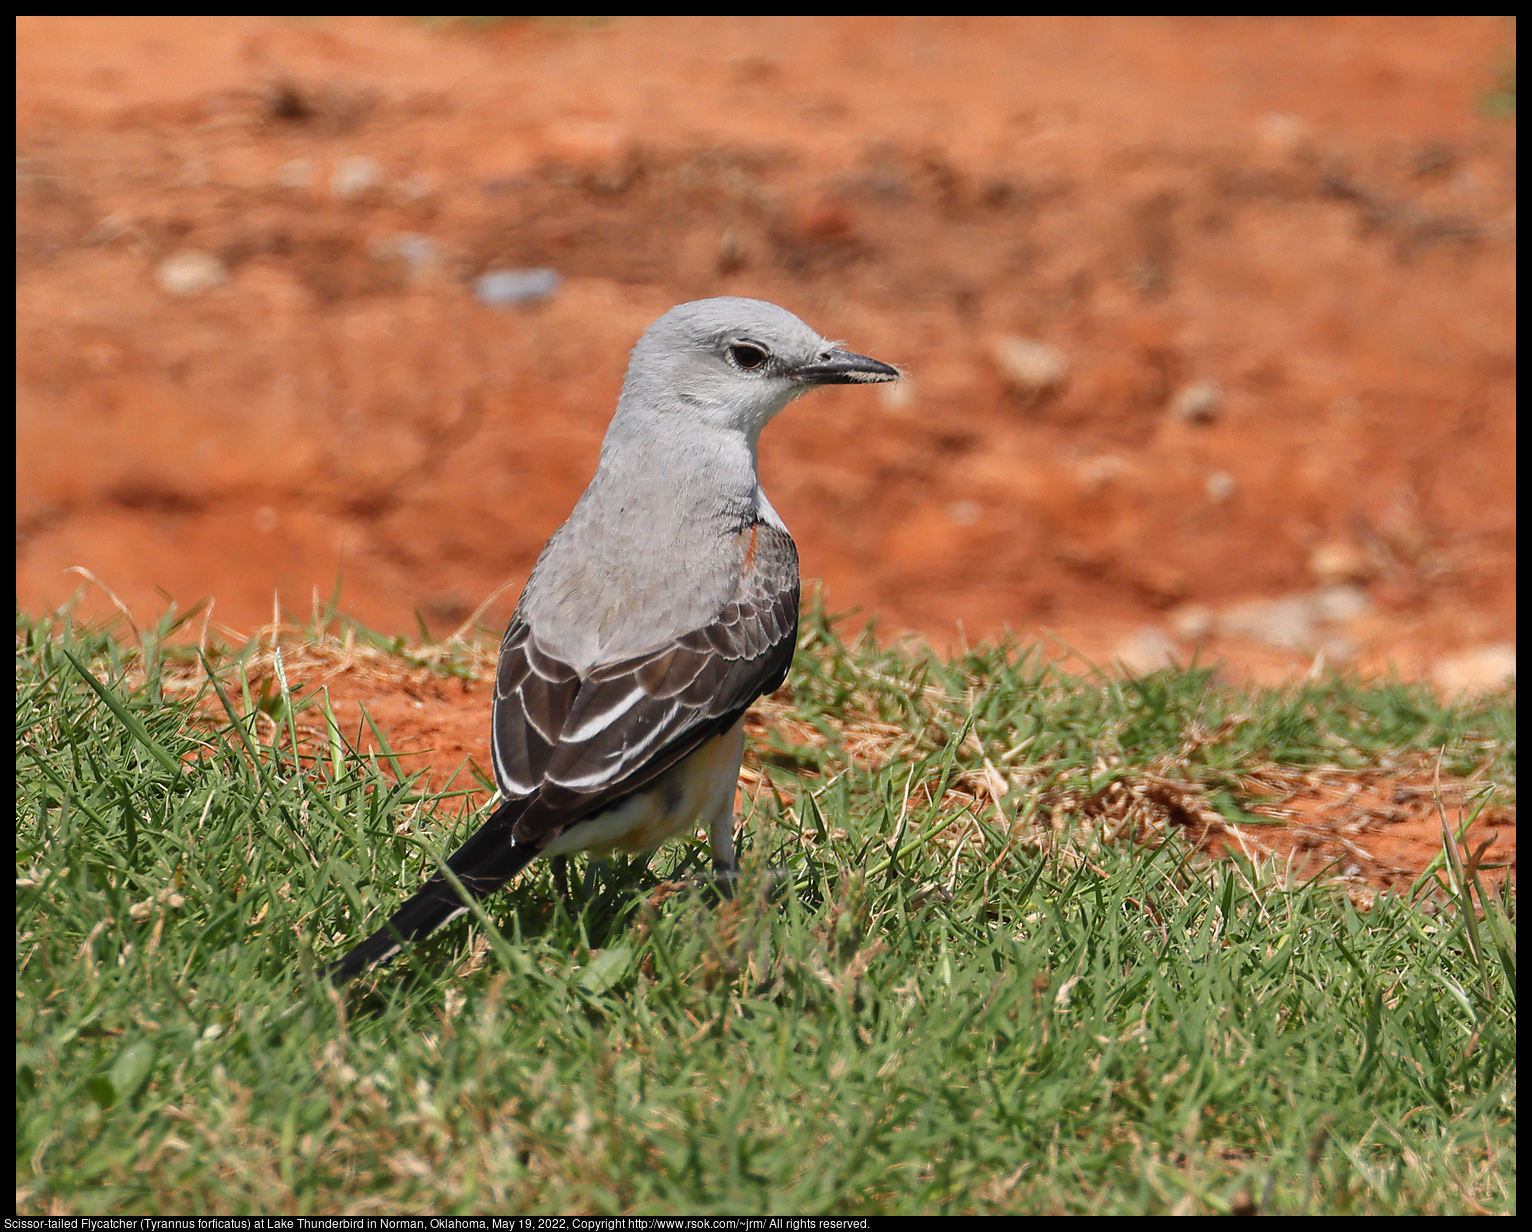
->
(540, 719, 747, 858)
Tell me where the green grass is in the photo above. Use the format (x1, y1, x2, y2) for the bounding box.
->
(15, 601, 1515, 1214)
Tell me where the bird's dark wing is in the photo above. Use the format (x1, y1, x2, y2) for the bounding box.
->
(500, 521, 799, 842)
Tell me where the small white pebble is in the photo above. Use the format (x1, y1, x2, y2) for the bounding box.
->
(1205, 470, 1236, 503)
(1256, 112, 1308, 152)
(1169, 379, 1223, 424)
(1432, 645, 1516, 697)
(330, 155, 383, 199)
(1114, 626, 1178, 675)
(1310, 584, 1371, 624)
(155, 250, 226, 297)
(988, 335, 1069, 395)
(1309, 540, 1374, 584)
(1170, 605, 1213, 642)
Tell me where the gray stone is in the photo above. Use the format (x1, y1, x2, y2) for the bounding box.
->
(474, 268, 561, 307)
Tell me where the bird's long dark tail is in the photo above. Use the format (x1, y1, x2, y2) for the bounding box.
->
(329, 796, 540, 984)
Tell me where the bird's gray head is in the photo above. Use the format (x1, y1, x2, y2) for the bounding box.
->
(615, 297, 900, 445)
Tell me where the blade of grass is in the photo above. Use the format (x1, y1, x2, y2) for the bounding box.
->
(60, 648, 182, 779)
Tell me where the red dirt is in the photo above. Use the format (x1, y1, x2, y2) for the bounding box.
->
(17, 17, 1516, 692)
(1193, 768, 1514, 903)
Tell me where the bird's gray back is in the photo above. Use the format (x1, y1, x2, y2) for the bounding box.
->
(518, 435, 782, 667)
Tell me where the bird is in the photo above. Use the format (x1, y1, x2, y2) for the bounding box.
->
(330, 297, 900, 982)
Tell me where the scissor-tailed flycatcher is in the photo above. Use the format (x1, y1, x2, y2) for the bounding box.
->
(331, 297, 899, 982)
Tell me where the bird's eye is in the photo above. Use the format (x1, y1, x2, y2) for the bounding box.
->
(729, 343, 769, 371)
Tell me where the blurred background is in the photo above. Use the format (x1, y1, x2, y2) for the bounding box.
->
(16, 16, 1516, 689)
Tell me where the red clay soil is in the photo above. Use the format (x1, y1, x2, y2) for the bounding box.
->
(1172, 766, 1514, 905)
(17, 17, 1516, 692)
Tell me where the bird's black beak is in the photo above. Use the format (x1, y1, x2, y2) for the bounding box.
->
(792, 348, 901, 385)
